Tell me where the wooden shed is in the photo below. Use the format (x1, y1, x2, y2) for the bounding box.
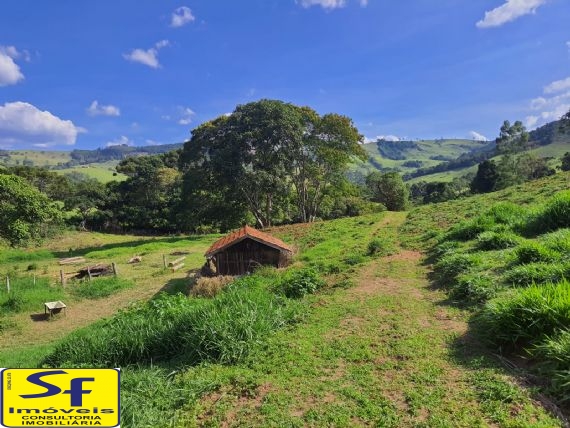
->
(205, 225, 293, 276)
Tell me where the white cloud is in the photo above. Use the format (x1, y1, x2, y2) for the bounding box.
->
(106, 135, 133, 147)
(469, 131, 488, 141)
(377, 135, 400, 142)
(0, 101, 84, 147)
(86, 100, 120, 117)
(178, 107, 195, 125)
(171, 6, 195, 28)
(526, 89, 570, 129)
(0, 46, 25, 86)
(544, 76, 570, 94)
(298, 0, 368, 9)
(476, 0, 547, 29)
(123, 40, 170, 69)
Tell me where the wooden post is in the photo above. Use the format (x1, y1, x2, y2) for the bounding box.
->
(163, 254, 167, 269)
(112, 262, 118, 276)
(60, 270, 66, 286)
(6, 275, 10, 293)
(33, 275, 36, 286)
(87, 266, 92, 281)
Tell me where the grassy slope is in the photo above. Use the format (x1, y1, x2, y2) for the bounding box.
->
(409, 137, 570, 184)
(0, 204, 565, 425)
(54, 160, 126, 182)
(0, 150, 71, 166)
(354, 139, 489, 177)
(401, 171, 570, 249)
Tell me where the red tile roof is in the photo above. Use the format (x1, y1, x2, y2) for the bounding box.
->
(205, 225, 293, 257)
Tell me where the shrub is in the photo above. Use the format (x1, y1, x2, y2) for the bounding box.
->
(343, 253, 366, 266)
(534, 330, 570, 366)
(476, 281, 570, 349)
(504, 262, 569, 287)
(514, 242, 561, 265)
(277, 268, 325, 299)
(451, 273, 498, 304)
(434, 253, 481, 283)
(367, 236, 396, 256)
(190, 276, 234, 298)
(477, 231, 520, 251)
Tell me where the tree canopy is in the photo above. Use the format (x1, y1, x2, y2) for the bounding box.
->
(0, 174, 63, 246)
(179, 99, 365, 230)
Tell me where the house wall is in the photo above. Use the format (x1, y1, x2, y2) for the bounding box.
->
(213, 238, 289, 275)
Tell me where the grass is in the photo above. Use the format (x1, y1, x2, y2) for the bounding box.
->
(402, 170, 570, 407)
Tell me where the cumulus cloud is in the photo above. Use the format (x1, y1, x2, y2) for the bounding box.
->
(544, 77, 570, 94)
(0, 46, 26, 86)
(298, 0, 368, 9)
(476, 0, 547, 29)
(86, 100, 120, 117)
(526, 75, 570, 128)
(123, 40, 170, 69)
(178, 107, 196, 125)
(171, 6, 195, 27)
(469, 131, 488, 141)
(0, 101, 84, 147)
(106, 135, 133, 147)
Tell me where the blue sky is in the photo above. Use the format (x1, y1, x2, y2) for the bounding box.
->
(0, 0, 568, 150)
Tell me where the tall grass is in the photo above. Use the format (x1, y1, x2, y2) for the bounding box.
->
(43, 274, 304, 367)
(0, 276, 65, 314)
(527, 191, 570, 234)
(504, 262, 570, 287)
(0, 249, 55, 264)
(72, 277, 134, 299)
(475, 281, 570, 349)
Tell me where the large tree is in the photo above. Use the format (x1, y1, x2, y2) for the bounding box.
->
(365, 171, 409, 211)
(496, 120, 529, 154)
(0, 174, 62, 246)
(471, 160, 499, 193)
(179, 99, 365, 229)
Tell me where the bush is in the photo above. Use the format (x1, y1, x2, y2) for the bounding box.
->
(367, 236, 396, 256)
(1, 294, 24, 312)
(434, 253, 481, 282)
(277, 268, 325, 299)
(514, 242, 561, 265)
(190, 276, 234, 298)
(504, 262, 569, 287)
(477, 231, 520, 251)
(451, 273, 498, 304)
(343, 253, 366, 266)
(476, 280, 570, 349)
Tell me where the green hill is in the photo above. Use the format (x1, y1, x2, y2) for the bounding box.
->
(352, 138, 490, 179)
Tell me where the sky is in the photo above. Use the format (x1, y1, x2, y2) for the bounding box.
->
(0, 0, 568, 150)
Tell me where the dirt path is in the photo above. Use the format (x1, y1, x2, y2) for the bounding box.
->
(193, 212, 563, 427)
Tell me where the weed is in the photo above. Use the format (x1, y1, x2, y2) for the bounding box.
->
(514, 242, 561, 265)
(476, 231, 520, 251)
(504, 262, 569, 287)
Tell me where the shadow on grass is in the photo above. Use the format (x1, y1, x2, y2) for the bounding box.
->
(153, 270, 199, 298)
(53, 234, 216, 259)
(449, 325, 570, 425)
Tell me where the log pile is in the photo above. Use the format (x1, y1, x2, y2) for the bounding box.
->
(74, 264, 114, 280)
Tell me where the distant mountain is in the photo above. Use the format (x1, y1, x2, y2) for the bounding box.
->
(67, 143, 184, 165)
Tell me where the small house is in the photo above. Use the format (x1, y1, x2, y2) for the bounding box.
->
(205, 225, 293, 276)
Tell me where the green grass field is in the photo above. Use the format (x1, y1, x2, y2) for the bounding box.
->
(54, 160, 127, 182)
(1, 184, 568, 426)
